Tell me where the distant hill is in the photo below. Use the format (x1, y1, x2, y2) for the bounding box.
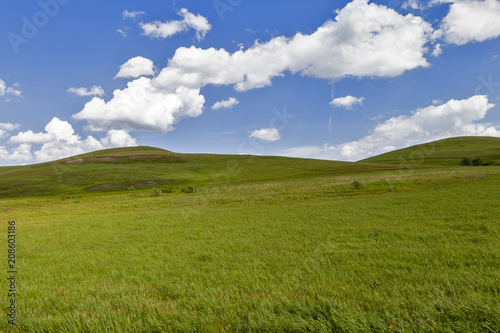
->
(0, 146, 397, 198)
(361, 136, 500, 166)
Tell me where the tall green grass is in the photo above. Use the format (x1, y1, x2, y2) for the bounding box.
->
(1, 167, 498, 332)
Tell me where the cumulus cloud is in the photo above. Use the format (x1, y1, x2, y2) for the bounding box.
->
(330, 95, 364, 109)
(141, 8, 211, 41)
(432, 43, 443, 57)
(73, 77, 204, 133)
(73, 0, 434, 135)
(211, 97, 239, 110)
(122, 10, 145, 20)
(439, 0, 500, 45)
(68, 86, 105, 97)
(0, 123, 20, 139)
(115, 56, 155, 79)
(6, 117, 137, 163)
(250, 128, 281, 142)
(283, 95, 498, 161)
(0, 79, 22, 99)
(101, 130, 137, 147)
(0, 144, 32, 162)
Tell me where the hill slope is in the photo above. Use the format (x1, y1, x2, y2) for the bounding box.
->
(0, 146, 397, 198)
(361, 136, 500, 166)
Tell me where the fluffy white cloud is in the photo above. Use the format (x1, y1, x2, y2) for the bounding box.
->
(155, 0, 433, 93)
(0, 123, 20, 139)
(6, 117, 138, 163)
(283, 95, 498, 161)
(0, 144, 32, 162)
(122, 10, 145, 20)
(330, 95, 364, 109)
(432, 43, 443, 57)
(73, 77, 205, 133)
(140, 8, 211, 41)
(0, 79, 21, 99)
(439, 0, 500, 45)
(250, 128, 281, 142)
(75, 1, 434, 134)
(115, 56, 155, 79)
(101, 130, 137, 147)
(211, 97, 239, 110)
(68, 86, 105, 97)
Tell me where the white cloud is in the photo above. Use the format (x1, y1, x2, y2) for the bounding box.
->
(115, 56, 155, 79)
(0, 123, 20, 139)
(330, 95, 364, 109)
(432, 43, 442, 57)
(122, 10, 145, 20)
(101, 130, 137, 147)
(0, 79, 22, 99)
(403, 0, 422, 10)
(439, 0, 500, 45)
(282, 95, 498, 161)
(117, 29, 127, 38)
(211, 97, 239, 110)
(0, 144, 32, 162)
(73, 77, 204, 133)
(73, 0, 434, 134)
(6, 117, 138, 163)
(250, 128, 281, 142)
(140, 8, 211, 41)
(68, 86, 105, 97)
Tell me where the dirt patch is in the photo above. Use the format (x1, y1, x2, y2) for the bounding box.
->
(65, 155, 186, 164)
(84, 179, 181, 192)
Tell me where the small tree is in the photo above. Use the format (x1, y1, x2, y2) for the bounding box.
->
(460, 157, 472, 166)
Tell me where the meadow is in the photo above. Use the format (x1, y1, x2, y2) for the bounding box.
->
(0, 137, 499, 332)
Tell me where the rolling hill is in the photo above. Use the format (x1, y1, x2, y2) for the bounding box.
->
(0, 146, 397, 198)
(360, 136, 500, 166)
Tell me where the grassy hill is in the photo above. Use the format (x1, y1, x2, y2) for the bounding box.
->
(0, 140, 499, 331)
(0, 146, 399, 198)
(361, 136, 500, 166)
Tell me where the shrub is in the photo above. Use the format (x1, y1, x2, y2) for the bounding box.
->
(162, 186, 175, 193)
(472, 158, 482, 166)
(150, 188, 161, 197)
(351, 181, 365, 190)
(181, 186, 197, 193)
(128, 186, 137, 196)
(460, 157, 472, 166)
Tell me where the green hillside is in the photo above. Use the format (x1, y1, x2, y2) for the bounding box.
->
(361, 136, 500, 166)
(0, 146, 398, 198)
(1, 141, 499, 331)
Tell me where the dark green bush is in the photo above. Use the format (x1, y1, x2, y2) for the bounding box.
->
(472, 158, 482, 166)
(181, 186, 197, 193)
(162, 186, 175, 193)
(351, 181, 365, 190)
(460, 157, 472, 166)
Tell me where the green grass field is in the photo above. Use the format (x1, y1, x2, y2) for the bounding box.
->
(1, 137, 499, 332)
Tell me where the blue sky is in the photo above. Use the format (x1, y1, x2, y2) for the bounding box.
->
(1, 0, 499, 165)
